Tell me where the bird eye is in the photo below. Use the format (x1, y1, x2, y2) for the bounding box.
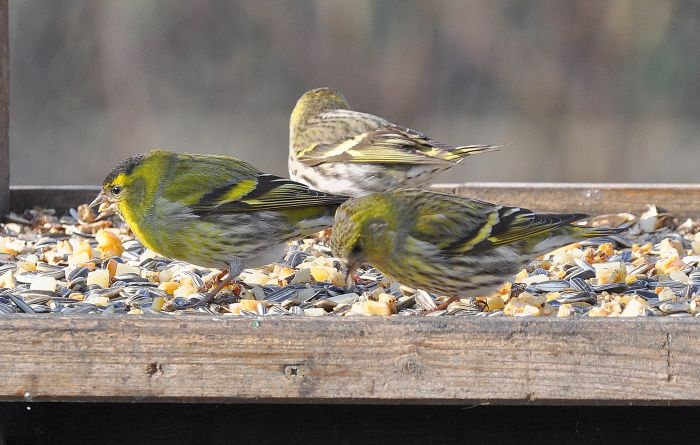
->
(111, 185, 124, 196)
(350, 244, 362, 256)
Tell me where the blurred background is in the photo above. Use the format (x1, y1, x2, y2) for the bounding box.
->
(8, 0, 700, 185)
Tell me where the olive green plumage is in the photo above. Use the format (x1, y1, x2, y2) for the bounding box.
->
(330, 189, 625, 297)
(92, 149, 347, 298)
(289, 87, 498, 198)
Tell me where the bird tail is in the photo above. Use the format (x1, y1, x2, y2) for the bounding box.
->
(566, 224, 628, 239)
(529, 218, 627, 256)
(443, 144, 501, 162)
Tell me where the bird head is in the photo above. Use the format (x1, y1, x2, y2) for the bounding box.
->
(290, 87, 349, 129)
(330, 194, 395, 286)
(89, 151, 159, 220)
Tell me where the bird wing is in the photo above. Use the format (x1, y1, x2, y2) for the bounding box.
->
(410, 194, 500, 252)
(296, 110, 471, 166)
(162, 153, 347, 216)
(478, 211, 586, 249)
(194, 174, 348, 215)
(410, 192, 585, 255)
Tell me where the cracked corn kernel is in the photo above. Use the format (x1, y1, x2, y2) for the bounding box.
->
(158, 281, 180, 295)
(87, 269, 110, 288)
(594, 262, 626, 284)
(351, 300, 394, 316)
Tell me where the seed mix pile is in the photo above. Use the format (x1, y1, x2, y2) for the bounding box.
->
(0, 203, 698, 318)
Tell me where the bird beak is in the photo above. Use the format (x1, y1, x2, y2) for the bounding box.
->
(89, 191, 107, 209)
(343, 259, 359, 290)
(89, 191, 117, 221)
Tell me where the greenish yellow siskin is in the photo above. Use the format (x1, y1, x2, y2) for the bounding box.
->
(330, 189, 625, 298)
(289, 87, 498, 198)
(91, 149, 347, 300)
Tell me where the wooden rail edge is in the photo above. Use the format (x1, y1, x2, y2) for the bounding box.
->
(1, 316, 698, 405)
(9, 183, 700, 217)
(432, 183, 700, 219)
(10, 185, 100, 214)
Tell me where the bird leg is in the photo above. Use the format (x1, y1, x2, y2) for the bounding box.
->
(200, 271, 235, 305)
(474, 298, 489, 312)
(195, 259, 242, 307)
(432, 295, 459, 312)
(204, 269, 229, 290)
(503, 282, 527, 305)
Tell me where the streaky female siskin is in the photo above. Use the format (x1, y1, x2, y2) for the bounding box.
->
(289, 87, 498, 197)
(91, 149, 348, 301)
(330, 189, 625, 304)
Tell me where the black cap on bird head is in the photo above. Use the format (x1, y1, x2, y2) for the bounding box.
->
(103, 153, 146, 187)
(89, 152, 147, 216)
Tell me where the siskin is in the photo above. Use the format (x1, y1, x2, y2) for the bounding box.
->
(91, 149, 347, 302)
(330, 189, 625, 306)
(289, 87, 498, 197)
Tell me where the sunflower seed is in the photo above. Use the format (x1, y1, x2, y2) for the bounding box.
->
(328, 293, 359, 305)
(396, 295, 416, 311)
(267, 305, 290, 316)
(284, 250, 308, 268)
(122, 240, 145, 252)
(570, 277, 594, 292)
(113, 273, 149, 284)
(688, 271, 700, 286)
(0, 302, 18, 314)
(8, 294, 35, 314)
(574, 258, 595, 271)
(659, 302, 690, 314)
(414, 289, 437, 311)
(14, 272, 38, 285)
(529, 280, 571, 293)
(591, 283, 629, 293)
(557, 292, 597, 305)
(265, 285, 302, 303)
(30, 304, 51, 313)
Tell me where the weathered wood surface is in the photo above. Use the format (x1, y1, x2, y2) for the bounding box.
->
(433, 183, 700, 218)
(1, 315, 698, 404)
(0, 0, 9, 217)
(10, 183, 700, 217)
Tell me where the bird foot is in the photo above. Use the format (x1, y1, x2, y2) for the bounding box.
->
(431, 296, 459, 312)
(202, 270, 229, 290)
(180, 271, 236, 309)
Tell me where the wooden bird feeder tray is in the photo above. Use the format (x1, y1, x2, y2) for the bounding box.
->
(1, 183, 699, 405)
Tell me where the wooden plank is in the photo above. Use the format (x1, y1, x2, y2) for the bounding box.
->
(0, 0, 8, 216)
(8, 183, 700, 217)
(1, 315, 699, 405)
(9, 185, 100, 213)
(433, 183, 700, 219)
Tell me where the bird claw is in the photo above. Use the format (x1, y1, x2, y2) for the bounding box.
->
(203, 270, 229, 291)
(474, 299, 489, 312)
(177, 271, 235, 310)
(431, 296, 459, 312)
